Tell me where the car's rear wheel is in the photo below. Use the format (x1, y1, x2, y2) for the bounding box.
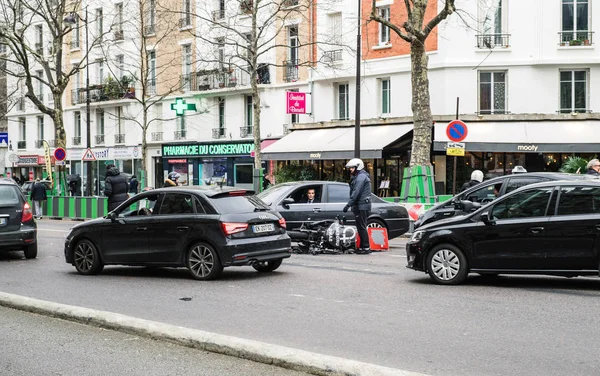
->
(24, 243, 37, 259)
(252, 258, 283, 273)
(187, 242, 223, 280)
(74, 239, 104, 275)
(367, 218, 385, 229)
(426, 244, 468, 285)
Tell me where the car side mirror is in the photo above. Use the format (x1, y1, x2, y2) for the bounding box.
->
(282, 197, 294, 208)
(481, 211, 495, 225)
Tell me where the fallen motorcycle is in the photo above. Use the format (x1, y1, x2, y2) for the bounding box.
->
(292, 216, 358, 255)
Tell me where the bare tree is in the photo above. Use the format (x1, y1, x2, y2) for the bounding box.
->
(0, 0, 103, 150)
(99, 0, 183, 188)
(370, 0, 456, 166)
(186, 0, 322, 185)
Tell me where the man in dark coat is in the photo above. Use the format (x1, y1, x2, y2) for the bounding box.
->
(343, 158, 372, 254)
(104, 164, 129, 212)
(129, 175, 139, 194)
(30, 178, 47, 220)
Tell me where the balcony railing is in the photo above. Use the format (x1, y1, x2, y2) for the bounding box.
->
(174, 130, 187, 140)
(212, 127, 226, 139)
(240, 126, 253, 138)
(114, 134, 126, 144)
(151, 132, 163, 141)
(179, 16, 191, 28)
(95, 135, 105, 145)
(322, 49, 343, 63)
(71, 86, 135, 104)
(72, 136, 81, 146)
(114, 30, 124, 40)
(283, 60, 298, 82)
(558, 108, 592, 114)
(17, 141, 26, 149)
(476, 34, 510, 49)
(558, 31, 594, 46)
(144, 25, 155, 35)
(182, 68, 249, 92)
(212, 9, 225, 21)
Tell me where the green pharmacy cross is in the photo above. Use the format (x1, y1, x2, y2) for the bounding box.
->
(171, 98, 197, 116)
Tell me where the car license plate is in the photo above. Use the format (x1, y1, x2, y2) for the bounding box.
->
(0, 218, 6, 226)
(253, 223, 274, 233)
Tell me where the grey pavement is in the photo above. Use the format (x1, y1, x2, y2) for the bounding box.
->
(0, 305, 308, 376)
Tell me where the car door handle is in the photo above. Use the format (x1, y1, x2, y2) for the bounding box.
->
(177, 226, 189, 231)
(529, 227, 544, 234)
(136, 227, 148, 232)
(312, 208, 321, 213)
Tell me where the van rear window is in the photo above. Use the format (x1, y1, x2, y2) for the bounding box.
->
(0, 186, 20, 205)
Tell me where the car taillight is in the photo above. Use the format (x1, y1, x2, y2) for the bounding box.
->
(278, 217, 286, 229)
(22, 202, 33, 223)
(221, 222, 248, 235)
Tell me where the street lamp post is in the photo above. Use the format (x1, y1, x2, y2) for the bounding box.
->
(64, 10, 92, 196)
(354, 0, 361, 158)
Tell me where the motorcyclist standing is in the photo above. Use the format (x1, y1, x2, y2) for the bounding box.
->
(343, 158, 372, 255)
(164, 172, 181, 187)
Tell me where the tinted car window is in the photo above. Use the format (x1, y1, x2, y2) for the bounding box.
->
(465, 182, 497, 203)
(158, 193, 195, 215)
(557, 186, 600, 215)
(118, 193, 160, 217)
(328, 184, 349, 203)
(256, 185, 291, 205)
(491, 187, 554, 219)
(210, 195, 269, 214)
(505, 177, 549, 194)
(0, 186, 20, 205)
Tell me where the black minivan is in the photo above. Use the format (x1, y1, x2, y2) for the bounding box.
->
(407, 179, 600, 285)
(0, 178, 37, 258)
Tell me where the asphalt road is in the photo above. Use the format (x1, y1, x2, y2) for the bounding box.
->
(0, 305, 307, 376)
(2, 219, 600, 375)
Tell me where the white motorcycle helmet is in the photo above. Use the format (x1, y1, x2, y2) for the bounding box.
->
(345, 158, 365, 171)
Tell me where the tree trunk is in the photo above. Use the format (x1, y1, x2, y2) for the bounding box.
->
(141, 109, 148, 188)
(409, 41, 432, 167)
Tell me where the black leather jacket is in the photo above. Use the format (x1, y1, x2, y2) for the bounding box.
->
(347, 170, 372, 211)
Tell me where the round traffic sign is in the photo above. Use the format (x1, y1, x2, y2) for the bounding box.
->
(8, 153, 19, 163)
(54, 147, 67, 161)
(446, 120, 468, 142)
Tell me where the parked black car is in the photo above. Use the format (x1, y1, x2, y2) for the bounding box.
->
(256, 181, 410, 240)
(407, 179, 600, 285)
(414, 172, 585, 229)
(64, 186, 291, 280)
(0, 178, 37, 258)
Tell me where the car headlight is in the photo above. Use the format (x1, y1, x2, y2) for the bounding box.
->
(410, 230, 425, 242)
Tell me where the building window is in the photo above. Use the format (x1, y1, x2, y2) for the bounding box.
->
(37, 116, 44, 141)
(35, 25, 43, 54)
(116, 55, 124, 79)
(145, 0, 156, 35)
(216, 38, 225, 70)
(19, 118, 26, 146)
(71, 17, 80, 48)
(245, 95, 253, 127)
(561, 0, 591, 45)
(97, 109, 105, 136)
(478, 71, 506, 114)
(36, 70, 43, 100)
(560, 70, 587, 113)
(181, 0, 191, 27)
(74, 112, 81, 138)
(147, 50, 156, 94)
(379, 7, 390, 45)
(288, 25, 298, 64)
(218, 97, 225, 128)
(477, 0, 509, 48)
(381, 79, 391, 114)
(96, 59, 104, 84)
(114, 3, 123, 39)
(182, 45, 191, 91)
(336, 83, 349, 120)
(177, 115, 186, 132)
(96, 8, 103, 42)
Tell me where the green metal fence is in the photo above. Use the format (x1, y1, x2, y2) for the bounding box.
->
(39, 196, 109, 220)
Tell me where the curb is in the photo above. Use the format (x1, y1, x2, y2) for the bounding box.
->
(0, 292, 427, 376)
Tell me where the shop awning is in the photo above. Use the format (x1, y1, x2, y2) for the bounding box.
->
(434, 121, 600, 153)
(261, 124, 412, 160)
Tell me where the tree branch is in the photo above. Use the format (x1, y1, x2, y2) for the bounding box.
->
(370, 0, 412, 43)
(422, 0, 455, 39)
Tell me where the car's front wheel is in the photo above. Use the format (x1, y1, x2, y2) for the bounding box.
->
(426, 244, 468, 285)
(187, 242, 223, 280)
(252, 259, 283, 273)
(73, 239, 104, 275)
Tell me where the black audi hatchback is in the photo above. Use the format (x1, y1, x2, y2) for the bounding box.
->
(407, 179, 600, 285)
(64, 186, 291, 280)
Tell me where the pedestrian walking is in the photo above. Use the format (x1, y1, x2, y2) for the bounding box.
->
(586, 159, 600, 176)
(129, 175, 139, 195)
(460, 170, 483, 192)
(164, 172, 181, 187)
(342, 158, 372, 255)
(103, 164, 129, 212)
(29, 178, 47, 220)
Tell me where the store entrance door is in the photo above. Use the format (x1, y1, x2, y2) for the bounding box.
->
(234, 164, 254, 190)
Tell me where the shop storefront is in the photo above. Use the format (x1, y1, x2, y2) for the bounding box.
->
(67, 146, 143, 195)
(159, 141, 256, 189)
(4, 154, 54, 182)
(433, 120, 600, 194)
(262, 124, 413, 196)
